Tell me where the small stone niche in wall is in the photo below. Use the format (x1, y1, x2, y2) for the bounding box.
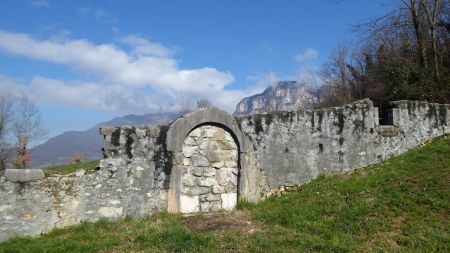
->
(180, 125, 239, 213)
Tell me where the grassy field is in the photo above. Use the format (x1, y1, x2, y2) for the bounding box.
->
(43, 160, 99, 175)
(1, 137, 449, 252)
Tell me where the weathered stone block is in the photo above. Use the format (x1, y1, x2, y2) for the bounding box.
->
(196, 177, 216, 187)
(211, 161, 225, 168)
(4, 169, 44, 183)
(205, 151, 230, 163)
(210, 201, 222, 212)
(224, 185, 237, 193)
(183, 158, 191, 166)
(200, 201, 211, 212)
(182, 145, 196, 158)
(203, 127, 215, 137)
(203, 167, 216, 177)
(218, 169, 237, 186)
(213, 128, 225, 141)
(180, 195, 199, 213)
(221, 193, 237, 210)
(183, 136, 197, 146)
(184, 187, 210, 195)
(218, 141, 234, 150)
(190, 167, 203, 177)
(192, 154, 210, 167)
(225, 160, 238, 168)
(212, 185, 225, 194)
(199, 140, 210, 150)
(205, 193, 221, 201)
(183, 174, 196, 187)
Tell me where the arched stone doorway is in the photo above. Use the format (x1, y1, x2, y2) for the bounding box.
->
(179, 125, 238, 213)
(166, 107, 254, 214)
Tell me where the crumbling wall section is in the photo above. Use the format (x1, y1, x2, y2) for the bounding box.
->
(0, 125, 169, 242)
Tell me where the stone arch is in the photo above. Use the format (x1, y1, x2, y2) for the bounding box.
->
(166, 107, 254, 213)
(166, 107, 253, 154)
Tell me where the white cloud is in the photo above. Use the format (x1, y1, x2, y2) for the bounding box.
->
(48, 30, 72, 42)
(29, 77, 170, 114)
(0, 30, 234, 93)
(29, 0, 50, 8)
(247, 72, 279, 89)
(294, 48, 319, 62)
(26, 76, 246, 114)
(121, 35, 174, 57)
(0, 30, 253, 114)
(0, 75, 25, 94)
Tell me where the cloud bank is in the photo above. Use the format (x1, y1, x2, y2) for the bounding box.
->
(0, 30, 250, 114)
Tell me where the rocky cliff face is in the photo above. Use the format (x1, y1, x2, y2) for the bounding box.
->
(233, 81, 313, 116)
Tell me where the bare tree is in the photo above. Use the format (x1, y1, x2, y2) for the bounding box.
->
(196, 98, 212, 109)
(181, 97, 193, 114)
(354, 0, 449, 76)
(407, 0, 430, 69)
(421, 0, 445, 79)
(12, 95, 46, 169)
(300, 71, 324, 109)
(0, 91, 15, 171)
(320, 44, 354, 106)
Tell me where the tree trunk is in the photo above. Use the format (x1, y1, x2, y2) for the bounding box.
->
(424, 0, 441, 80)
(431, 23, 440, 79)
(410, 0, 429, 69)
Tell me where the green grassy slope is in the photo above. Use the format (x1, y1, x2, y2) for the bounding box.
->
(1, 137, 449, 253)
(43, 160, 99, 175)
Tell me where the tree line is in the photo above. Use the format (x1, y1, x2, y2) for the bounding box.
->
(305, 0, 450, 111)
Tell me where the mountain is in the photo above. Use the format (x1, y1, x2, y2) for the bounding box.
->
(233, 81, 314, 117)
(31, 113, 180, 168)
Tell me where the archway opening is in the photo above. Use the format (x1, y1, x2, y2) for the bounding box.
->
(179, 124, 239, 214)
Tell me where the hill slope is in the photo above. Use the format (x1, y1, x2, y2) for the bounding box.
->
(2, 136, 449, 252)
(31, 113, 179, 167)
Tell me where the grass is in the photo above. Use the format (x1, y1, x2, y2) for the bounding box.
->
(1, 136, 449, 252)
(43, 160, 99, 175)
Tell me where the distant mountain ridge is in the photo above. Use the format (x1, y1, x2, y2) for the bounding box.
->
(31, 112, 180, 168)
(233, 81, 313, 116)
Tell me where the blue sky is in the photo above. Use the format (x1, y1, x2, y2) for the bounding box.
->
(0, 0, 391, 140)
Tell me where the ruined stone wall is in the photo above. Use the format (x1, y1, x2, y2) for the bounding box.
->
(0, 99, 449, 242)
(0, 126, 170, 242)
(237, 99, 450, 190)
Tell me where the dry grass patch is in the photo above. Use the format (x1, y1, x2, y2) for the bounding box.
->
(182, 210, 260, 234)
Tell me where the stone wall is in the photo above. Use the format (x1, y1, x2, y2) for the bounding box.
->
(0, 126, 169, 242)
(0, 99, 449, 242)
(236, 99, 449, 189)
